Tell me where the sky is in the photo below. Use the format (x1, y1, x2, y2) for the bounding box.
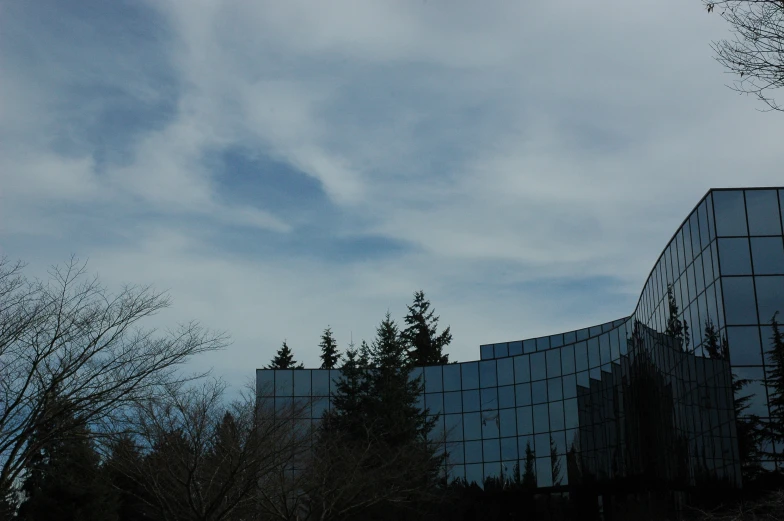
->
(1, 0, 783, 388)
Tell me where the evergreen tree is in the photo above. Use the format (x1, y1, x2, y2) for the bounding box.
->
(103, 434, 152, 521)
(319, 327, 341, 369)
(702, 319, 727, 360)
(16, 396, 116, 521)
(665, 285, 689, 350)
(522, 440, 536, 488)
(765, 312, 784, 459)
(402, 290, 452, 366)
(267, 340, 304, 369)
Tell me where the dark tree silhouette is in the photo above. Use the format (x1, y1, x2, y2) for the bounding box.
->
(267, 340, 304, 369)
(319, 326, 341, 369)
(764, 312, 784, 461)
(402, 291, 452, 366)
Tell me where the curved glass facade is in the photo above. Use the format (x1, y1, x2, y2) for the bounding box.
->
(257, 187, 784, 492)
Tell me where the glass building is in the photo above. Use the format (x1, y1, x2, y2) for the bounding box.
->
(257, 188, 784, 493)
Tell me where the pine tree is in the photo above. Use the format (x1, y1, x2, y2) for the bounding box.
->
(522, 440, 536, 488)
(665, 285, 689, 350)
(765, 312, 784, 459)
(703, 319, 725, 360)
(16, 396, 116, 521)
(402, 290, 451, 366)
(267, 340, 304, 369)
(319, 327, 341, 369)
(103, 434, 152, 521)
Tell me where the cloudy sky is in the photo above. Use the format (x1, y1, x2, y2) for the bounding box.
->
(1, 0, 783, 385)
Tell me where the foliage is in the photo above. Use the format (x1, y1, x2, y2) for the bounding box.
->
(318, 326, 341, 369)
(402, 291, 452, 366)
(268, 340, 305, 369)
(764, 312, 784, 457)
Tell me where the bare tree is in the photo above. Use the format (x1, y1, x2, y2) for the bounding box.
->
(706, 1, 784, 111)
(0, 256, 228, 511)
(105, 379, 312, 521)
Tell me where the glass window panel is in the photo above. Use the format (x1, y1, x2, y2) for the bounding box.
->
(313, 397, 329, 419)
(484, 462, 501, 482)
(713, 190, 748, 237)
(480, 360, 497, 388)
(530, 352, 546, 380)
(703, 246, 715, 284)
(560, 345, 575, 375)
(588, 338, 600, 368)
(449, 463, 465, 481)
(425, 366, 443, 393)
(576, 328, 590, 341)
(495, 343, 509, 358)
(564, 399, 579, 430)
(533, 404, 550, 433)
(466, 463, 483, 485)
(500, 408, 517, 437)
(532, 381, 548, 404)
(426, 392, 444, 415)
(600, 335, 611, 365)
(546, 349, 562, 378)
(523, 339, 536, 354)
(574, 342, 588, 372)
(718, 238, 752, 275)
(564, 331, 577, 344)
(676, 230, 686, 274)
(293, 370, 311, 396)
(481, 388, 498, 411)
(497, 358, 514, 386)
(535, 433, 551, 459)
(462, 362, 479, 389)
(409, 366, 423, 384)
(590, 367, 601, 381)
(463, 390, 480, 412)
(734, 367, 768, 418)
(482, 412, 500, 438)
(483, 439, 500, 462)
(609, 331, 620, 361)
(446, 414, 463, 441)
(465, 440, 483, 463)
(464, 412, 482, 440)
(311, 370, 330, 396)
(501, 436, 518, 460)
(444, 391, 463, 414)
(536, 458, 553, 487)
(480, 344, 494, 360)
(275, 396, 293, 413)
(694, 254, 706, 295)
(518, 435, 535, 459)
(699, 200, 711, 249)
(549, 401, 565, 431)
(727, 326, 763, 366)
(537, 336, 551, 351)
(514, 355, 531, 383)
(517, 406, 533, 435)
(746, 190, 782, 236)
(722, 277, 758, 325)
(550, 334, 564, 348)
(275, 370, 294, 396)
(498, 385, 515, 409)
(548, 377, 563, 401)
(684, 218, 694, 262)
(443, 364, 461, 392)
(551, 430, 567, 456)
(516, 383, 532, 406)
(577, 371, 589, 388)
(509, 341, 523, 355)
(257, 370, 274, 396)
(755, 276, 784, 326)
(329, 369, 340, 394)
(751, 238, 784, 275)
(562, 374, 577, 399)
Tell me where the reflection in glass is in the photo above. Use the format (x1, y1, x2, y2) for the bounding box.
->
(726, 326, 763, 366)
(426, 393, 444, 415)
(517, 406, 533, 435)
(535, 433, 550, 458)
(466, 464, 483, 485)
(536, 458, 552, 487)
(463, 390, 480, 412)
(482, 412, 500, 438)
(480, 345, 493, 360)
(713, 190, 748, 236)
(575, 342, 588, 372)
(562, 374, 577, 399)
(294, 370, 311, 396)
(443, 364, 461, 392)
(514, 355, 531, 383)
(751, 238, 784, 275)
(719, 238, 752, 275)
(464, 412, 482, 440)
(548, 378, 563, 401)
(462, 363, 479, 389)
(532, 381, 548, 404)
(480, 360, 497, 388)
(497, 357, 514, 386)
(483, 439, 500, 462)
(509, 341, 523, 355)
(546, 349, 562, 378)
(257, 371, 274, 395)
(516, 383, 532, 406)
(564, 399, 579, 430)
(465, 440, 483, 463)
(722, 277, 758, 325)
(425, 365, 443, 393)
(446, 414, 463, 441)
(500, 408, 517, 437)
(481, 388, 498, 411)
(530, 352, 546, 380)
(549, 401, 565, 431)
(533, 404, 549, 433)
(312, 370, 330, 396)
(494, 343, 509, 358)
(275, 370, 293, 395)
(501, 437, 518, 460)
(746, 190, 782, 236)
(561, 345, 575, 374)
(588, 339, 600, 368)
(498, 385, 515, 409)
(755, 276, 784, 325)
